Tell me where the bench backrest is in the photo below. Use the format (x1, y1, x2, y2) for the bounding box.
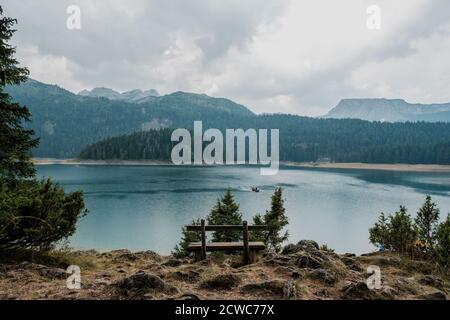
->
(185, 219, 268, 263)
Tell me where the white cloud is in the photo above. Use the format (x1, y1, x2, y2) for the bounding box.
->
(3, 0, 450, 115)
(17, 44, 87, 91)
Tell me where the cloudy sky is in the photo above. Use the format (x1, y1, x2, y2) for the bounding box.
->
(3, 0, 450, 115)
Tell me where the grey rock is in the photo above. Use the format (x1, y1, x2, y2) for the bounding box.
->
(419, 291, 447, 300)
(201, 273, 241, 290)
(18, 262, 66, 279)
(174, 293, 201, 300)
(135, 250, 162, 261)
(282, 240, 319, 255)
(341, 281, 374, 300)
(297, 252, 325, 269)
(418, 275, 444, 290)
(309, 269, 337, 285)
(297, 240, 320, 251)
(264, 256, 292, 267)
(116, 271, 167, 294)
(241, 280, 285, 295)
(281, 244, 300, 255)
(171, 270, 200, 282)
(381, 286, 398, 298)
(162, 259, 183, 267)
(341, 257, 364, 272)
(283, 280, 297, 298)
(38, 267, 67, 279)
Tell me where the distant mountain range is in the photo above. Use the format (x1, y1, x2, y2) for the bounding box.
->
(5, 79, 450, 164)
(78, 87, 159, 103)
(6, 79, 254, 157)
(325, 98, 450, 122)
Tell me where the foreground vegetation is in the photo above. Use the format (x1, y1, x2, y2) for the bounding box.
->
(0, 7, 86, 251)
(369, 196, 450, 270)
(0, 243, 448, 300)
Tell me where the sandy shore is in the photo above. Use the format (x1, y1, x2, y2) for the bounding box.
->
(32, 158, 172, 166)
(32, 158, 450, 172)
(285, 161, 450, 172)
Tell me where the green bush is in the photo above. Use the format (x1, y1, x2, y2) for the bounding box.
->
(415, 195, 440, 255)
(249, 188, 288, 252)
(435, 214, 450, 269)
(172, 218, 202, 258)
(0, 179, 86, 250)
(368, 212, 390, 249)
(369, 196, 450, 269)
(369, 206, 417, 254)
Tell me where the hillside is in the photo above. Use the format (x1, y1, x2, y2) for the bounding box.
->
(6, 79, 255, 158)
(0, 241, 447, 300)
(325, 99, 450, 122)
(7, 79, 450, 163)
(78, 119, 450, 164)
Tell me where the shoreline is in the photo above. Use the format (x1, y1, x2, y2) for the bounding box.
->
(32, 158, 172, 166)
(32, 158, 450, 173)
(284, 161, 450, 173)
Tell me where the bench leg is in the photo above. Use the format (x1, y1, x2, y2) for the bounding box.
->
(194, 250, 202, 261)
(249, 250, 257, 263)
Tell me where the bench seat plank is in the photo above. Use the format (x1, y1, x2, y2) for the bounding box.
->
(186, 225, 267, 231)
(187, 241, 265, 251)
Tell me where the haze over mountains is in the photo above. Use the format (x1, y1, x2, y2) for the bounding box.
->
(78, 87, 159, 103)
(76, 87, 450, 123)
(325, 99, 450, 122)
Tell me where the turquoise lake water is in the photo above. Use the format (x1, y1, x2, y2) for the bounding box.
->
(36, 165, 450, 254)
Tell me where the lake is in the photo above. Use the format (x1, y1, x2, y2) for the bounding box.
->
(36, 165, 450, 254)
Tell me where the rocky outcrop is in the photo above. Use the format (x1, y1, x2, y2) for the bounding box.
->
(308, 269, 337, 285)
(281, 240, 319, 255)
(14, 262, 67, 279)
(162, 258, 185, 267)
(341, 281, 374, 300)
(241, 280, 284, 295)
(418, 275, 445, 291)
(419, 291, 447, 300)
(340, 256, 364, 272)
(200, 273, 241, 290)
(296, 253, 325, 269)
(115, 271, 174, 295)
(0, 245, 447, 300)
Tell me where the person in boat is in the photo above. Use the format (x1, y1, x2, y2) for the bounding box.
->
(251, 186, 260, 192)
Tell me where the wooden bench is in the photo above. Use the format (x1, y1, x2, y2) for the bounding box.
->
(185, 219, 267, 264)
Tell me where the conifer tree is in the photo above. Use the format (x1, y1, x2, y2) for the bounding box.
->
(263, 187, 289, 252)
(207, 189, 242, 242)
(435, 214, 450, 268)
(415, 195, 440, 254)
(0, 7, 86, 250)
(0, 6, 38, 180)
(172, 218, 202, 258)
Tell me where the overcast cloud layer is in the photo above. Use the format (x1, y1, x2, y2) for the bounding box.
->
(2, 0, 450, 115)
